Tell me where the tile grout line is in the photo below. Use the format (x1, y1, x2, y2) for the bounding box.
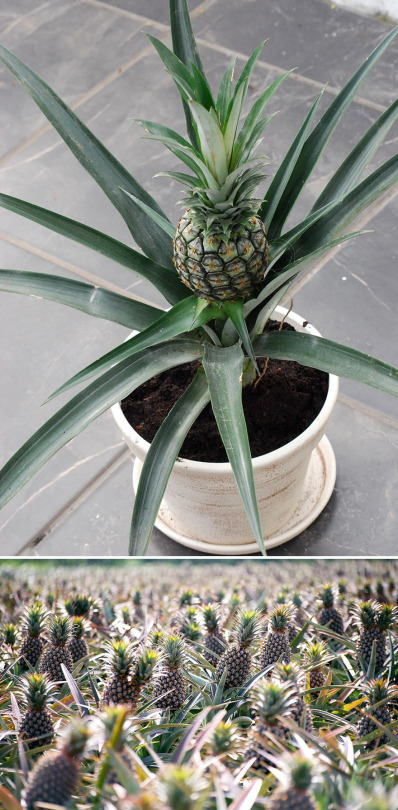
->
(0, 0, 390, 171)
(336, 393, 398, 429)
(16, 447, 131, 555)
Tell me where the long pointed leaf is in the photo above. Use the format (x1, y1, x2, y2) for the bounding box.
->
(0, 339, 203, 511)
(0, 269, 162, 330)
(189, 101, 228, 184)
(47, 296, 220, 400)
(310, 97, 398, 212)
(222, 301, 259, 373)
(0, 45, 174, 269)
(202, 342, 266, 555)
(120, 190, 176, 239)
(0, 193, 185, 305)
(268, 199, 336, 263)
(129, 371, 210, 555)
(265, 25, 398, 239)
(217, 58, 237, 128)
(253, 330, 398, 397)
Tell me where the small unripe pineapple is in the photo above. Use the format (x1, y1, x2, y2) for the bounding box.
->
(101, 642, 158, 711)
(38, 615, 73, 683)
(18, 672, 54, 750)
(216, 609, 261, 688)
(201, 604, 226, 664)
(260, 605, 294, 670)
(19, 603, 47, 669)
(153, 635, 187, 710)
(68, 617, 88, 663)
(302, 640, 329, 699)
(23, 720, 90, 810)
(357, 678, 398, 749)
(318, 584, 344, 635)
(244, 681, 297, 772)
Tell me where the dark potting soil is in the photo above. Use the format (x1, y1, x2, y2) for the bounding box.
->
(121, 321, 329, 463)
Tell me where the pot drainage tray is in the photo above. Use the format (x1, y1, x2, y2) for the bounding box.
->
(133, 435, 336, 555)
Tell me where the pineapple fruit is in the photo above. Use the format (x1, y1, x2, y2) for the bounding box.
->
(302, 640, 329, 699)
(274, 661, 313, 733)
(18, 672, 54, 749)
(23, 720, 90, 810)
(216, 609, 260, 688)
(101, 641, 158, 710)
(357, 678, 398, 749)
(318, 584, 344, 635)
(353, 601, 398, 670)
(19, 602, 47, 669)
(38, 615, 73, 683)
(244, 681, 296, 772)
(201, 604, 226, 664)
(153, 634, 187, 709)
(68, 617, 88, 663)
(260, 605, 294, 670)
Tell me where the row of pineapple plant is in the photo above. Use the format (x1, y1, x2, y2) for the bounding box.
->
(2, 560, 398, 808)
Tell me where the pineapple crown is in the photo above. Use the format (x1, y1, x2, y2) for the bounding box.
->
(180, 620, 202, 642)
(137, 38, 280, 237)
(302, 639, 329, 670)
(64, 595, 90, 617)
(20, 672, 54, 711)
(338, 580, 347, 595)
(269, 604, 295, 632)
(162, 635, 187, 669)
(274, 661, 303, 690)
(133, 589, 142, 606)
(376, 581, 385, 595)
(209, 720, 240, 756)
(233, 608, 261, 648)
(59, 719, 91, 759)
(21, 602, 47, 638)
(292, 592, 303, 609)
(70, 617, 86, 639)
(3, 622, 18, 647)
(48, 614, 71, 647)
(377, 604, 398, 631)
(149, 628, 164, 649)
(133, 647, 159, 685)
(253, 680, 296, 723)
(201, 604, 221, 633)
(352, 600, 378, 629)
(318, 584, 336, 608)
(97, 705, 131, 751)
(285, 755, 313, 790)
(105, 639, 135, 678)
(363, 678, 398, 706)
(122, 606, 131, 624)
(157, 765, 208, 810)
(178, 589, 193, 608)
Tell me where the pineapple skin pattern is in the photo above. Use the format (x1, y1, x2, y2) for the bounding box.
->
(174, 214, 268, 302)
(24, 752, 79, 810)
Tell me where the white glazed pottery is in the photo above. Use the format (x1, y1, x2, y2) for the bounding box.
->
(111, 306, 339, 553)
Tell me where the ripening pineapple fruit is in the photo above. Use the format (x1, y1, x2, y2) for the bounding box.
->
(19, 602, 47, 669)
(357, 678, 398, 749)
(216, 609, 260, 688)
(353, 601, 398, 670)
(274, 662, 313, 733)
(244, 681, 296, 772)
(201, 604, 226, 664)
(302, 640, 329, 699)
(101, 641, 158, 711)
(153, 634, 187, 710)
(38, 615, 73, 683)
(23, 720, 90, 810)
(317, 584, 344, 635)
(267, 754, 318, 810)
(68, 617, 88, 663)
(260, 605, 294, 670)
(18, 672, 54, 750)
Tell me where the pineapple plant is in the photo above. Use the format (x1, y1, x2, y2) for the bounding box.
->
(38, 615, 73, 683)
(64, 595, 91, 618)
(153, 634, 188, 710)
(274, 661, 313, 733)
(244, 681, 297, 772)
(101, 641, 158, 710)
(267, 754, 318, 810)
(23, 720, 90, 810)
(201, 604, 226, 664)
(215, 609, 260, 688)
(317, 584, 344, 635)
(353, 601, 398, 670)
(68, 617, 88, 663)
(357, 678, 398, 749)
(302, 640, 329, 699)
(18, 672, 54, 750)
(0, 3, 397, 556)
(260, 605, 294, 670)
(19, 602, 47, 669)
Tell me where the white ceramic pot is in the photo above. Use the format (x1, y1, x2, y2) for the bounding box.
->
(111, 306, 339, 554)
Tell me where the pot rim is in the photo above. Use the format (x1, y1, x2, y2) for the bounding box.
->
(111, 305, 339, 472)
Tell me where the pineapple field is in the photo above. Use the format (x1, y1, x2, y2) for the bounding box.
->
(1, 559, 398, 809)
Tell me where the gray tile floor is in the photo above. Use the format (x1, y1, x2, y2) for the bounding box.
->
(1, 0, 397, 557)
